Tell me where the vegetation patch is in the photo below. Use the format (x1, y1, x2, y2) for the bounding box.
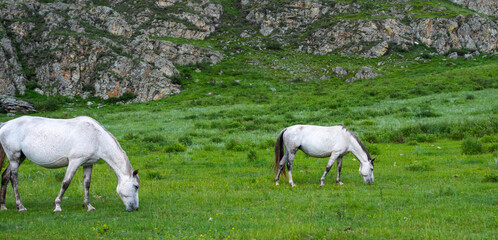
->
(461, 137, 483, 155)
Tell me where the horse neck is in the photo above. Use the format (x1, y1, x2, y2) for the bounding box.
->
(348, 135, 370, 165)
(99, 134, 133, 182)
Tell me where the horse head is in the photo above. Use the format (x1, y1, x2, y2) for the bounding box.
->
(359, 157, 375, 184)
(116, 169, 140, 211)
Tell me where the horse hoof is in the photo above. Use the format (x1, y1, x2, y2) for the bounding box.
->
(18, 207, 27, 212)
(53, 206, 62, 212)
(275, 182, 279, 186)
(87, 206, 96, 212)
(0, 205, 7, 211)
(338, 182, 344, 186)
(320, 183, 324, 187)
(290, 183, 296, 187)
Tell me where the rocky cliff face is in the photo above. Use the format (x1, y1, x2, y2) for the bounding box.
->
(243, 0, 497, 57)
(0, 0, 223, 102)
(449, 0, 498, 17)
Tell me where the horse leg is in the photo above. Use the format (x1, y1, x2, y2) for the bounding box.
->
(336, 157, 344, 185)
(53, 161, 81, 212)
(9, 154, 26, 212)
(0, 164, 11, 210)
(82, 166, 96, 212)
(287, 152, 297, 187)
(320, 153, 340, 187)
(274, 152, 288, 186)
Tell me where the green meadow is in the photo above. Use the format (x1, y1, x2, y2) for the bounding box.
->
(1, 7, 498, 236)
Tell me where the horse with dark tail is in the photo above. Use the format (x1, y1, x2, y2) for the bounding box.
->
(274, 128, 287, 185)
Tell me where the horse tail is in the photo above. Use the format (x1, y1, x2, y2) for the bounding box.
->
(274, 128, 287, 178)
(0, 143, 5, 173)
(0, 123, 5, 172)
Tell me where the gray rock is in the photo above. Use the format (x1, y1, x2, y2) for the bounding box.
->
(156, 0, 177, 7)
(449, 0, 498, 17)
(332, 67, 347, 76)
(346, 67, 380, 82)
(363, 41, 389, 58)
(0, 37, 27, 95)
(448, 52, 458, 59)
(0, 95, 36, 114)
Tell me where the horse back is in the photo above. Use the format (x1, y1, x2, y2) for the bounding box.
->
(0, 116, 105, 168)
(285, 125, 351, 158)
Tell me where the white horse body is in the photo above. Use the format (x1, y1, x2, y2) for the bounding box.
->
(274, 125, 374, 187)
(4, 117, 102, 168)
(287, 125, 351, 158)
(0, 116, 139, 212)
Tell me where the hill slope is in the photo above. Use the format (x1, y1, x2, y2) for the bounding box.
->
(0, 0, 496, 105)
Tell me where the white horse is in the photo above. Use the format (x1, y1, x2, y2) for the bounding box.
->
(274, 125, 375, 187)
(0, 116, 139, 212)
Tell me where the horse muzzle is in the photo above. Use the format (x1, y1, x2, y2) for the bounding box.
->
(126, 205, 138, 212)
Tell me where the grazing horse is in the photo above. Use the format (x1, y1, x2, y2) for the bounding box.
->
(0, 116, 139, 212)
(274, 125, 375, 187)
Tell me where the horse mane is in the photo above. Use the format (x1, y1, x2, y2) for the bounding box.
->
(86, 117, 133, 174)
(339, 125, 372, 160)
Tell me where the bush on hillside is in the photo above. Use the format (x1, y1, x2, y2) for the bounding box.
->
(461, 137, 483, 155)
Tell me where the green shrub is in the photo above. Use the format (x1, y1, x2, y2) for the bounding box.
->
(414, 105, 440, 118)
(165, 143, 187, 153)
(480, 135, 496, 143)
(265, 39, 282, 50)
(82, 83, 96, 93)
(170, 74, 182, 85)
(178, 135, 193, 146)
(365, 143, 380, 155)
(461, 137, 483, 155)
(123, 132, 138, 140)
(146, 171, 165, 180)
(25, 80, 38, 90)
(405, 162, 432, 171)
(465, 94, 475, 100)
(438, 186, 456, 197)
(247, 150, 258, 162)
(226, 138, 247, 151)
(483, 173, 498, 183)
(143, 134, 167, 143)
(34, 96, 67, 112)
(485, 143, 497, 153)
(106, 92, 137, 104)
(211, 136, 223, 143)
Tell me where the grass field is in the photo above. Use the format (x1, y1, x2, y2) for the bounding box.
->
(1, 1, 498, 237)
(0, 47, 496, 239)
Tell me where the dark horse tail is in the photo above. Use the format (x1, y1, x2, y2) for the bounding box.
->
(274, 128, 287, 178)
(0, 123, 5, 173)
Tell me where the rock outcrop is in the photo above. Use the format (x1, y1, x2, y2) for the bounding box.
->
(244, 1, 497, 56)
(0, 29, 26, 96)
(0, 0, 223, 102)
(346, 67, 380, 82)
(449, 0, 498, 17)
(0, 95, 36, 114)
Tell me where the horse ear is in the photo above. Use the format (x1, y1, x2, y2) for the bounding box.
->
(133, 169, 139, 176)
(371, 158, 376, 162)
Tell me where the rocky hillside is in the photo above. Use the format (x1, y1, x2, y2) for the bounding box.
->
(0, 0, 496, 105)
(0, 0, 223, 102)
(242, 0, 497, 57)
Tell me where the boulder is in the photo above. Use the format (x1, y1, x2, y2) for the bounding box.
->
(0, 95, 36, 114)
(346, 67, 380, 82)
